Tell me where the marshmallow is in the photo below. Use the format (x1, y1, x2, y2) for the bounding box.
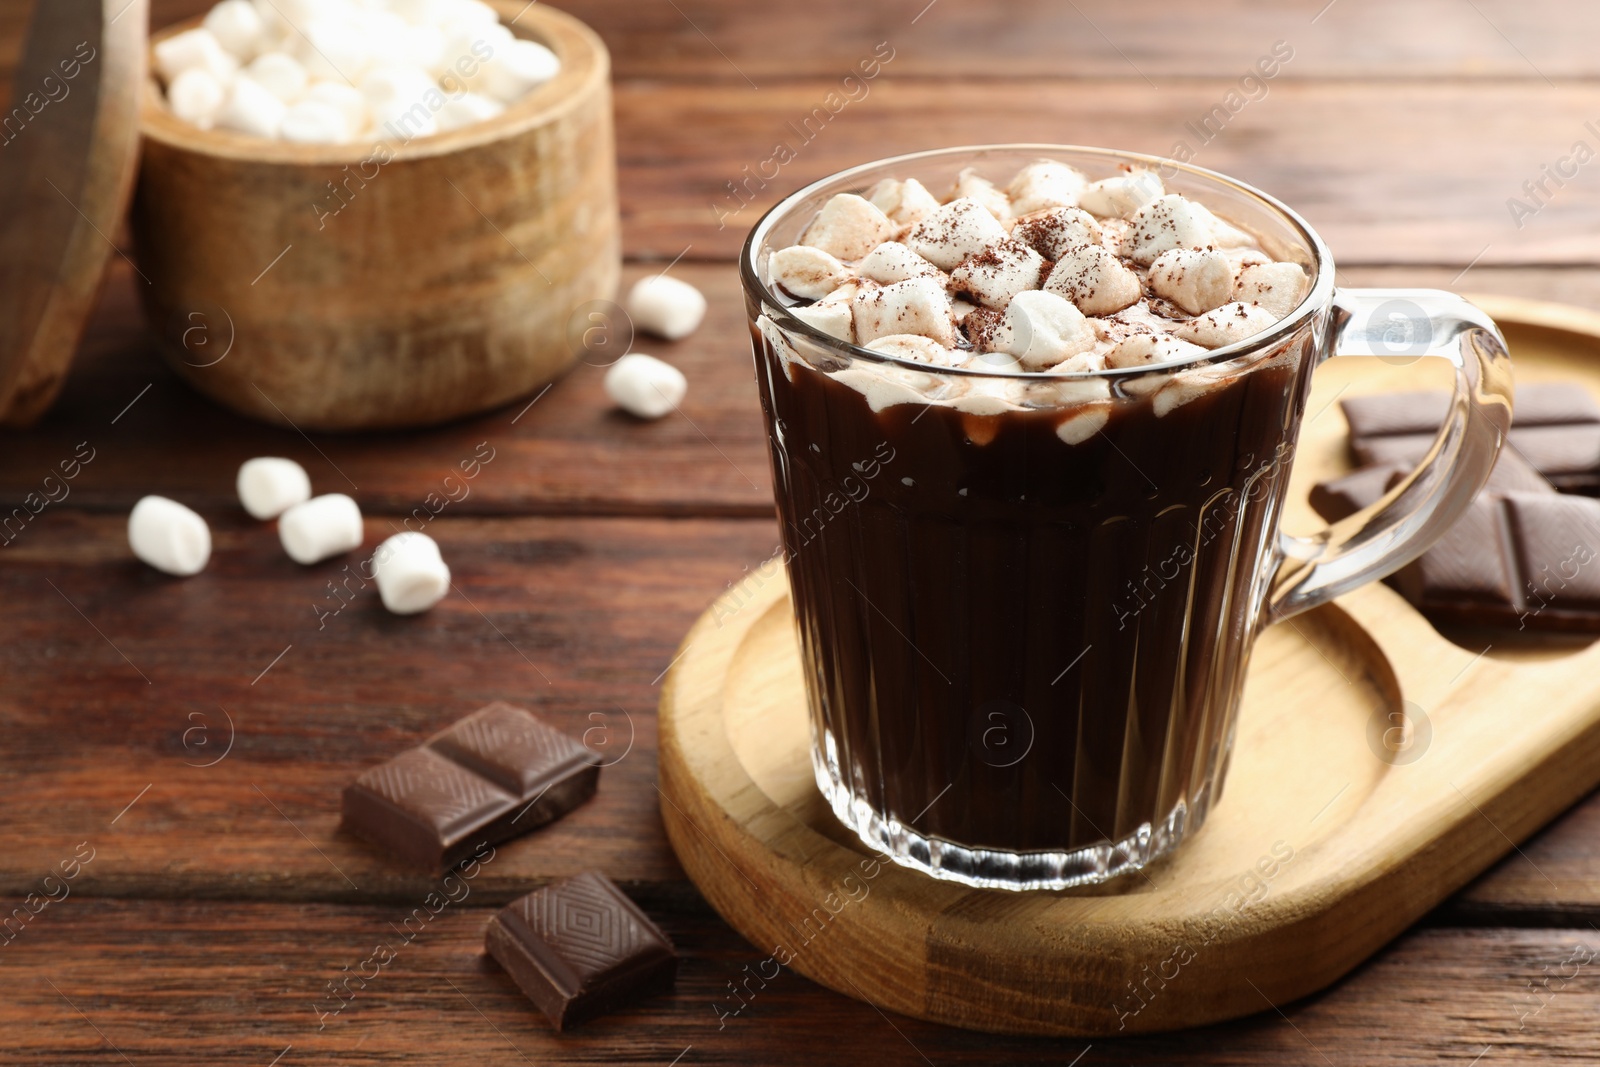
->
(436, 91, 504, 131)
(1235, 261, 1309, 319)
(851, 277, 956, 348)
(1106, 332, 1209, 369)
(790, 301, 855, 343)
(1147, 248, 1236, 315)
(129, 496, 212, 577)
(1007, 159, 1087, 216)
(801, 194, 898, 261)
(154, 27, 239, 86)
(950, 237, 1047, 309)
(858, 242, 944, 286)
(951, 297, 979, 324)
(1012, 207, 1104, 260)
(952, 168, 1012, 221)
(203, 0, 266, 62)
(605, 353, 688, 419)
(280, 494, 364, 565)
(361, 63, 439, 111)
(1125, 194, 1217, 265)
(167, 68, 227, 128)
(1190, 201, 1256, 248)
(995, 290, 1096, 370)
(245, 51, 309, 103)
(1056, 405, 1113, 445)
(280, 99, 352, 143)
(373, 531, 451, 614)
(392, 0, 454, 25)
(833, 362, 948, 413)
(908, 198, 1009, 271)
(1043, 243, 1142, 315)
(443, 0, 501, 29)
(769, 246, 854, 301)
(1077, 170, 1165, 219)
(373, 97, 439, 138)
(818, 279, 875, 305)
(304, 81, 370, 135)
(401, 23, 448, 74)
(237, 457, 312, 520)
(215, 76, 289, 138)
(864, 334, 962, 367)
(626, 275, 708, 340)
(864, 178, 941, 226)
(297, 17, 378, 84)
(1172, 302, 1280, 348)
(480, 38, 561, 104)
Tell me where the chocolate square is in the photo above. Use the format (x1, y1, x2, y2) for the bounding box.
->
(343, 748, 517, 870)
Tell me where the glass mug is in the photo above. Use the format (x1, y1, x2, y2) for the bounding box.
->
(740, 145, 1512, 891)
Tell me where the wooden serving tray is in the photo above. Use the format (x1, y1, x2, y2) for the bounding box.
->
(658, 294, 1600, 1037)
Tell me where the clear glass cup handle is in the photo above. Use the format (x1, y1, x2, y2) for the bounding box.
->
(1268, 289, 1515, 622)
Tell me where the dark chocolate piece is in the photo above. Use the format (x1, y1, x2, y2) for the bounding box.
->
(342, 703, 600, 870)
(1307, 462, 1408, 522)
(486, 871, 677, 1030)
(1342, 383, 1600, 492)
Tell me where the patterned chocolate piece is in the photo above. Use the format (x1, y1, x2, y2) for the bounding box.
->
(342, 704, 600, 871)
(486, 871, 677, 1030)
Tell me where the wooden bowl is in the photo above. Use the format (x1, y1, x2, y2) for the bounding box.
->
(131, 3, 618, 431)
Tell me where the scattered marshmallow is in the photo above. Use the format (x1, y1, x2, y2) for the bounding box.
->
(279, 494, 364, 565)
(951, 168, 1012, 221)
(1125, 194, 1217, 265)
(155, 27, 239, 86)
(851, 277, 956, 348)
(864, 178, 941, 226)
(1147, 248, 1235, 315)
(280, 99, 353, 143)
(606, 354, 687, 419)
(996, 290, 1096, 370)
(1012, 207, 1103, 260)
(166, 68, 227, 128)
(858, 242, 944, 286)
(1042, 243, 1141, 315)
(245, 52, 309, 103)
(950, 237, 1047, 309)
(802, 194, 898, 261)
(129, 496, 212, 577)
(215, 76, 289, 138)
(203, 0, 266, 62)
(908, 198, 1009, 271)
(769, 246, 854, 301)
(1077, 170, 1164, 218)
(481, 38, 561, 104)
(237, 457, 312, 520)
(1234, 262, 1309, 319)
(1172, 302, 1280, 348)
(1106, 332, 1209, 369)
(790, 301, 855, 343)
(373, 531, 451, 614)
(1007, 159, 1087, 216)
(626, 275, 707, 340)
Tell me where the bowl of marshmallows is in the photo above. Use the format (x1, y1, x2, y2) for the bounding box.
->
(132, 0, 619, 431)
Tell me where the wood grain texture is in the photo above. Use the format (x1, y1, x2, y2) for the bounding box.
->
(3, 900, 1599, 1065)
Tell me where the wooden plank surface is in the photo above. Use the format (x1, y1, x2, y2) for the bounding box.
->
(4, 900, 1598, 1065)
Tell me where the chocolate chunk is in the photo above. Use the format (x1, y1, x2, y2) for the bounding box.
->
(342, 703, 600, 871)
(1308, 462, 1408, 522)
(1342, 383, 1600, 492)
(486, 871, 677, 1030)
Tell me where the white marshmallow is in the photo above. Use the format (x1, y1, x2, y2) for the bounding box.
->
(245, 51, 309, 103)
(297, 17, 378, 84)
(818, 279, 875, 305)
(864, 334, 961, 367)
(790, 301, 855, 343)
(1007, 159, 1087, 216)
(1173, 302, 1280, 348)
(851, 277, 956, 347)
(1234, 262, 1309, 319)
(626, 275, 707, 340)
(1012, 207, 1103, 260)
(950, 237, 1047, 309)
(480, 38, 561, 104)
(1078, 171, 1165, 219)
(129, 496, 211, 577)
(372, 97, 439, 139)
(279, 494, 364, 565)
(237, 457, 311, 520)
(951, 297, 979, 324)
(1147, 248, 1235, 315)
(833, 362, 947, 413)
(1126, 194, 1217, 265)
(858, 242, 944, 286)
(1042, 243, 1141, 315)
(1056, 405, 1113, 445)
(204, 0, 266, 61)
(1106, 332, 1209, 369)
(951, 168, 1012, 221)
(864, 178, 941, 226)
(361, 64, 439, 111)
(769, 246, 854, 301)
(908, 197, 1009, 271)
(280, 99, 352, 143)
(402, 24, 448, 75)
(215, 76, 288, 138)
(390, 0, 453, 24)
(1190, 201, 1256, 248)
(435, 91, 504, 131)
(605, 354, 688, 419)
(996, 290, 1096, 370)
(801, 194, 898, 261)
(304, 81, 369, 136)
(154, 27, 239, 86)
(166, 68, 227, 128)
(443, 0, 501, 28)
(373, 531, 451, 615)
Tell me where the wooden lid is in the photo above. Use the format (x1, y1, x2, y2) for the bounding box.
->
(0, 0, 146, 426)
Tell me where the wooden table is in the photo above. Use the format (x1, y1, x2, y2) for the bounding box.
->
(5, 1, 1600, 1062)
